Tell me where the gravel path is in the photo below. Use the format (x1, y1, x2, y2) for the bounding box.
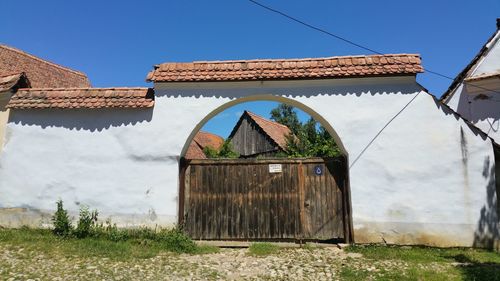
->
(0, 244, 446, 280)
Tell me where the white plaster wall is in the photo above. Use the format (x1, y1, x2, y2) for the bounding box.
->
(0, 77, 497, 248)
(446, 30, 500, 144)
(0, 90, 10, 151)
(473, 31, 500, 76)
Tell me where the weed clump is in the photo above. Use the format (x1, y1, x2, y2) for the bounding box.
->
(50, 200, 200, 254)
(74, 206, 98, 238)
(51, 199, 72, 237)
(157, 227, 197, 253)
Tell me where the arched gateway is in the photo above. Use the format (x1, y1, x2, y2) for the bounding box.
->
(0, 53, 498, 248)
(177, 96, 353, 242)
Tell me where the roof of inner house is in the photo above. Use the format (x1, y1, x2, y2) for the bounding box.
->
(229, 111, 292, 151)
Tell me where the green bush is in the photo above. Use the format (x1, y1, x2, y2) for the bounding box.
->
(157, 227, 197, 253)
(203, 146, 219, 158)
(203, 140, 239, 159)
(51, 199, 72, 237)
(74, 205, 98, 238)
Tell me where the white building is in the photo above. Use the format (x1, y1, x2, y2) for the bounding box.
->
(442, 19, 500, 144)
(0, 48, 498, 248)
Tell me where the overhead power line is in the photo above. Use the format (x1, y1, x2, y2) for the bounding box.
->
(349, 92, 421, 169)
(247, 0, 500, 95)
(247, 0, 499, 167)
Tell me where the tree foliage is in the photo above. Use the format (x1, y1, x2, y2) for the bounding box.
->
(271, 104, 341, 158)
(203, 140, 239, 159)
(270, 104, 302, 135)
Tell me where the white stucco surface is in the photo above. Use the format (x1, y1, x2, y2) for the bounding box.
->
(446, 29, 500, 144)
(0, 90, 10, 151)
(0, 76, 498, 248)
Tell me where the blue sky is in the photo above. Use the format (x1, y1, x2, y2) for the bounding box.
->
(1, 1, 499, 137)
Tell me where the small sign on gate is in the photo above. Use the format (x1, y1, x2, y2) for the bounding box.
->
(269, 164, 282, 173)
(314, 165, 323, 176)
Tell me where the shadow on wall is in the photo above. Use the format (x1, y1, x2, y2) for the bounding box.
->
(456, 86, 500, 121)
(8, 108, 154, 131)
(430, 95, 490, 142)
(430, 93, 500, 249)
(154, 81, 423, 99)
(473, 150, 500, 250)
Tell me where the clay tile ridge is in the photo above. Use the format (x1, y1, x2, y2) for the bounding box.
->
(7, 87, 155, 109)
(245, 111, 292, 150)
(147, 54, 423, 82)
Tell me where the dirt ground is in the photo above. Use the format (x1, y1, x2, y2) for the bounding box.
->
(0, 244, 454, 281)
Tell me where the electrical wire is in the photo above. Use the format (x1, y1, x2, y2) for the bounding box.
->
(247, 0, 500, 168)
(248, 0, 500, 95)
(348, 92, 422, 169)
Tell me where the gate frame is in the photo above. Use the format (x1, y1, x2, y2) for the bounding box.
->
(179, 157, 354, 243)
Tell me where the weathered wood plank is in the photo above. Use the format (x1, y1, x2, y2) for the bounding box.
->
(183, 157, 347, 241)
(184, 165, 191, 234)
(191, 165, 204, 239)
(243, 164, 250, 239)
(324, 161, 335, 237)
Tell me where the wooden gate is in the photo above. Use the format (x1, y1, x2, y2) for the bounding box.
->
(179, 157, 352, 242)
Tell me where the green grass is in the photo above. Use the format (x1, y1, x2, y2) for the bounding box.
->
(300, 242, 318, 251)
(248, 242, 279, 256)
(195, 244, 220, 255)
(2, 228, 499, 280)
(343, 244, 500, 281)
(0, 227, 218, 261)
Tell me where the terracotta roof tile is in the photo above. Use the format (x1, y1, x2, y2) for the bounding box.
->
(0, 72, 30, 92)
(185, 140, 207, 159)
(185, 131, 225, 159)
(0, 45, 90, 88)
(193, 131, 224, 150)
(7, 88, 154, 109)
(244, 111, 292, 150)
(147, 54, 423, 83)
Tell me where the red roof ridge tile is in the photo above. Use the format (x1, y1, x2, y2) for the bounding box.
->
(8, 87, 154, 109)
(242, 111, 292, 150)
(245, 110, 289, 129)
(17, 87, 149, 91)
(147, 53, 423, 83)
(0, 44, 88, 78)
